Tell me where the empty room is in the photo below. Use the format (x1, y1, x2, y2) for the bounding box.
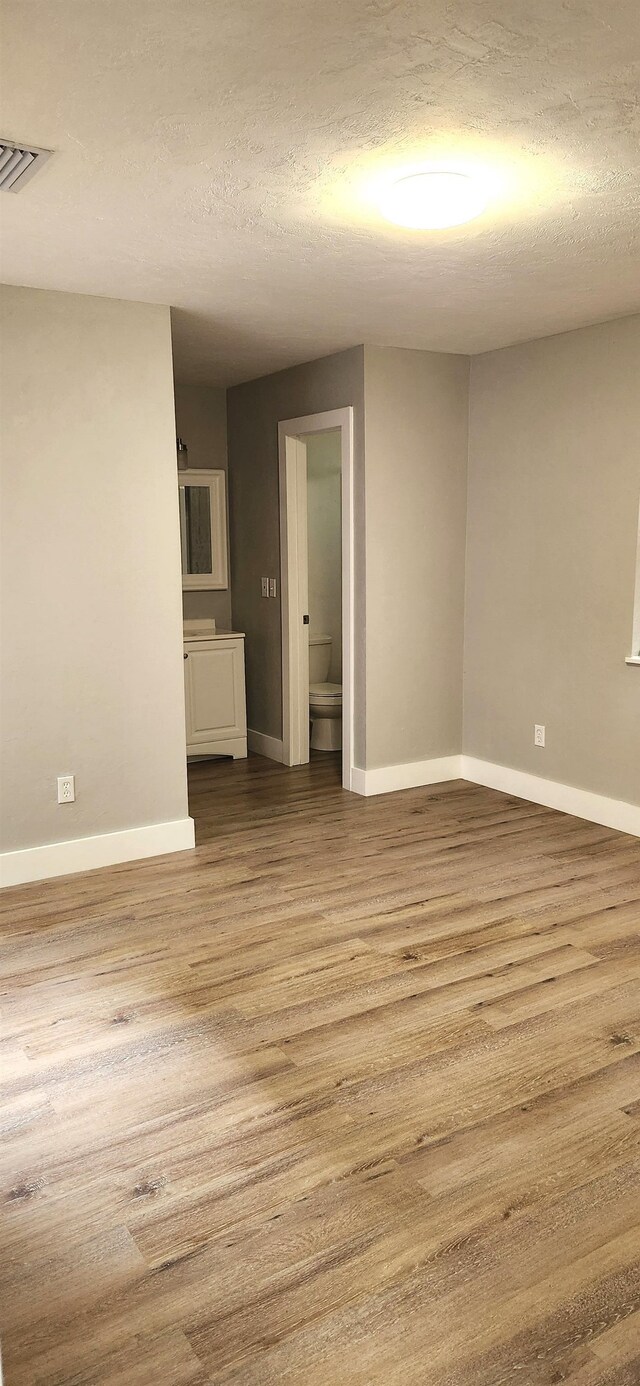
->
(1, 2, 639, 1384)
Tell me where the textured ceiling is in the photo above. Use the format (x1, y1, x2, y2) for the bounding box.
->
(1, 0, 640, 384)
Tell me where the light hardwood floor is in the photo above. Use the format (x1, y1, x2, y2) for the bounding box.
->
(1, 753, 640, 1385)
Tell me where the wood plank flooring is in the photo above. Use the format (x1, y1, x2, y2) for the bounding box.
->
(1, 752, 640, 1385)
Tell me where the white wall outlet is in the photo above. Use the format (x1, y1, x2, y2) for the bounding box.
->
(534, 725, 546, 748)
(269, 577, 277, 598)
(260, 577, 269, 598)
(57, 774, 75, 803)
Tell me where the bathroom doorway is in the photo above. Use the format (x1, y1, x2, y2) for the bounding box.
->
(278, 407, 355, 791)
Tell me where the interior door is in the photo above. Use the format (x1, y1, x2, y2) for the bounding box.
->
(297, 444, 310, 764)
(281, 435, 310, 766)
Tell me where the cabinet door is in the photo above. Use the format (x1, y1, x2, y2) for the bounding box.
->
(184, 640, 246, 747)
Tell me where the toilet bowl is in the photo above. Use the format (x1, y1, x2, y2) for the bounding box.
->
(309, 634, 342, 751)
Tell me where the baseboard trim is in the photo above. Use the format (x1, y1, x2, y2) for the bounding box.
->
(461, 757, 640, 838)
(5, 756, 635, 888)
(348, 752, 640, 836)
(350, 756, 463, 797)
(247, 729, 285, 763)
(0, 817, 196, 889)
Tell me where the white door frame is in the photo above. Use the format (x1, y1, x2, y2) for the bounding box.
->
(278, 406, 355, 790)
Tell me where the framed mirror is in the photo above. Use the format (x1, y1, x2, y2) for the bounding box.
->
(178, 469, 228, 590)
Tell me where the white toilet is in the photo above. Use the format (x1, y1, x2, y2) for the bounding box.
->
(309, 634, 342, 751)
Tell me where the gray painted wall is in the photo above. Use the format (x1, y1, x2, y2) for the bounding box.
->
(2, 288, 635, 864)
(363, 346, 470, 769)
(227, 347, 365, 756)
(227, 343, 469, 771)
(464, 315, 640, 806)
(174, 382, 232, 628)
(0, 286, 189, 853)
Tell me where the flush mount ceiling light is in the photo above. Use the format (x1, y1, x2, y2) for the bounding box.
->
(380, 170, 488, 229)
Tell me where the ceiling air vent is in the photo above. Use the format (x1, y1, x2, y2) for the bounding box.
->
(0, 140, 52, 192)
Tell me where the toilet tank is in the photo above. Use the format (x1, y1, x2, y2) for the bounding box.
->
(309, 634, 331, 683)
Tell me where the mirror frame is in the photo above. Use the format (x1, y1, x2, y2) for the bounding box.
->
(178, 468, 228, 590)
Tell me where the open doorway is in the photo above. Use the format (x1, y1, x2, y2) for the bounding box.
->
(278, 407, 355, 791)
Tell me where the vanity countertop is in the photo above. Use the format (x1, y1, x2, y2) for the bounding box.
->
(183, 629, 245, 641)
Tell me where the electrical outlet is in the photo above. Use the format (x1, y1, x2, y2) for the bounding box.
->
(269, 577, 277, 598)
(534, 725, 546, 748)
(260, 577, 268, 598)
(57, 774, 75, 803)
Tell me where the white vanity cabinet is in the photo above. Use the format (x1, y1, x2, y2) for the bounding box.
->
(183, 633, 247, 759)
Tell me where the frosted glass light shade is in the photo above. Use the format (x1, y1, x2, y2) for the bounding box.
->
(381, 171, 488, 229)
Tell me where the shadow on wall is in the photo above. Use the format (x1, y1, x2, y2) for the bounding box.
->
(171, 308, 310, 389)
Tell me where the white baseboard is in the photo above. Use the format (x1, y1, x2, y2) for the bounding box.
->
(351, 755, 463, 797)
(5, 755, 635, 889)
(247, 729, 285, 763)
(349, 751, 640, 837)
(0, 817, 195, 889)
(461, 757, 640, 838)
